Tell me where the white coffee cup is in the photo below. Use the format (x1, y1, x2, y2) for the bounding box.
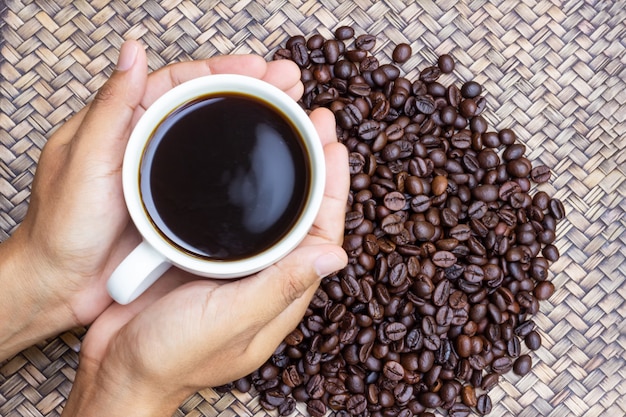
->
(107, 74, 325, 305)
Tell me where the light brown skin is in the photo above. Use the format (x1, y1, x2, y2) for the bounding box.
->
(0, 40, 349, 416)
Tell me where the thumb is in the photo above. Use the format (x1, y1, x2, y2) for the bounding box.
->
(71, 40, 148, 169)
(238, 244, 348, 327)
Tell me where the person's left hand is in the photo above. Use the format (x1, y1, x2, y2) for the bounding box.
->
(0, 40, 311, 359)
(56, 42, 349, 417)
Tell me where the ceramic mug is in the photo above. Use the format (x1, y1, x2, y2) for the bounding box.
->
(107, 74, 325, 305)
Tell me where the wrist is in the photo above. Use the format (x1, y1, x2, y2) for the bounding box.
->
(0, 229, 76, 360)
(63, 355, 187, 417)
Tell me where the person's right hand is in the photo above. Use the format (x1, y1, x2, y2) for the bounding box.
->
(62, 105, 349, 417)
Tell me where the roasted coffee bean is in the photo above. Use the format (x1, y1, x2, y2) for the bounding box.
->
(291, 42, 310, 67)
(438, 54, 455, 74)
(531, 165, 551, 183)
(534, 281, 555, 300)
(355, 34, 377, 50)
(307, 399, 326, 417)
(384, 322, 408, 341)
(460, 385, 477, 407)
(282, 365, 301, 387)
(432, 278, 451, 307)
(432, 251, 457, 268)
(418, 392, 442, 408)
(392, 43, 412, 63)
(461, 81, 482, 98)
(414, 95, 437, 114)
(383, 360, 405, 381)
(273, 48, 292, 60)
(358, 120, 381, 140)
(481, 372, 499, 391)
(349, 82, 372, 97)
(472, 184, 499, 202)
(476, 394, 492, 415)
(246, 33, 564, 417)
(449, 403, 472, 417)
(335, 25, 354, 40)
(492, 356, 513, 374)
(513, 354, 532, 376)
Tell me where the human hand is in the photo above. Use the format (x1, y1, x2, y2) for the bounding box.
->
(0, 40, 316, 360)
(61, 75, 349, 417)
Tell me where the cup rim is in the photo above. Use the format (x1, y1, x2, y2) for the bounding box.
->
(123, 74, 326, 278)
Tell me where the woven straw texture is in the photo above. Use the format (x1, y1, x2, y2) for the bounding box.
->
(1, 1, 625, 416)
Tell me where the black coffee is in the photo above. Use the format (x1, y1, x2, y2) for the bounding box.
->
(140, 93, 310, 260)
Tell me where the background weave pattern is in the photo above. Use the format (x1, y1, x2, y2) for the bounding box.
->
(1, 1, 625, 416)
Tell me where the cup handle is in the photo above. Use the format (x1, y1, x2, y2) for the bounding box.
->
(107, 241, 171, 305)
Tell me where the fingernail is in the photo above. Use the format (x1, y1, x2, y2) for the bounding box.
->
(314, 252, 346, 279)
(116, 41, 138, 71)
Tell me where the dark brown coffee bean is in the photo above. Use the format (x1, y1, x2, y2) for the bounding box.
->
(349, 82, 372, 97)
(359, 55, 379, 72)
(460, 385, 477, 407)
(481, 372, 499, 391)
(549, 198, 566, 220)
(542, 244, 560, 262)
(355, 34, 376, 51)
(282, 365, 301, 388)
(432, 278, 451, 306)
(461, 81, 482, 98)
(432, 251, 457, 268)
(335, 25, 354, 40)
(357, 120, 381, 140)
(290, 42, 310, 67)
(419, 66, 441, 83)
(345, 48, 367, 63)
(531, 164, 551, 183)
(273, 48, 292, 60)
(381, 213, 404, 235)
(414, 95, 437, 114)
(306, 399, 326, 417)
(449, 403, 472, 417)
(472, 184, 499, 202)
(418, 392, 442, 408)
(513, 354, 532, 375)
(392, 43, 412, 63)
(476, 394, 492, 415)
(306, 374, 325, 399)
(438, 54, 455, 74)
(534, 281, 555, 300)
(385, 322, 408, 341)
(492, 356, 513, 374)
(345, 210, 364, 230)
(383, 360, 405, 381)
(525, 330, 542, 350)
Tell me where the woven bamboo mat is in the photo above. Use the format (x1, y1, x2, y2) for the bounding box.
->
(1, 1, 625, 416)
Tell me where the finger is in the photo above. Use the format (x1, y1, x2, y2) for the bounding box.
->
(70, 40, 148, 169)
(304, 141, 349, 246)
(304, 107, 349, 245)
(309, 107, 338, 146)
(263, 60, 303, 101)
(81, 267, 197, 359)
(232, 243, 347, 330)
(139, 55, 269, 114)
(245, 282, 319, 363)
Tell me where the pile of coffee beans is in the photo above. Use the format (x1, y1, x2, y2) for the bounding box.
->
(219, 27, 564, 417)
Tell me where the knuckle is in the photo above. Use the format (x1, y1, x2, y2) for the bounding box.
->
(93, 81, 116, 104)
(276, 265, 309, 304)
